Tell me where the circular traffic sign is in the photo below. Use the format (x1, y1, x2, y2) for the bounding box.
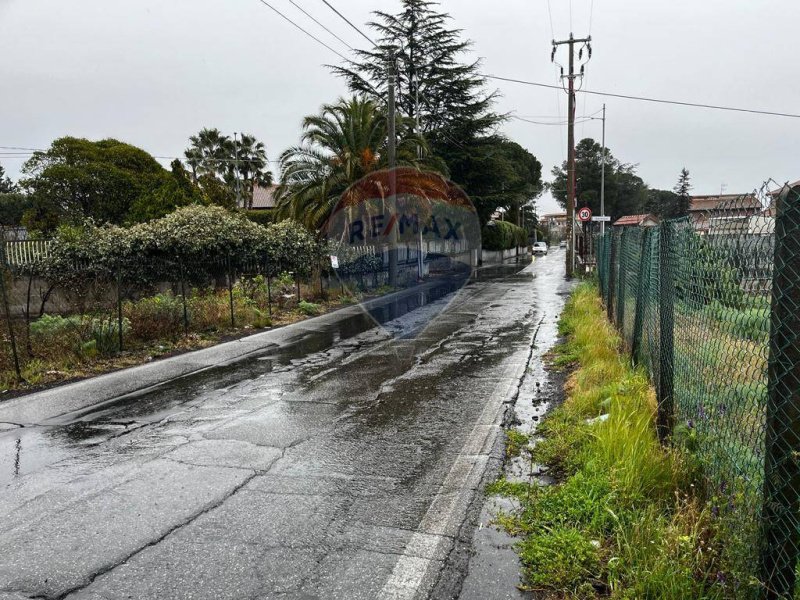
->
(578, 207, 592, 222)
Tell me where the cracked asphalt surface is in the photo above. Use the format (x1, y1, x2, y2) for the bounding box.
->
(0, 252, 567, 600)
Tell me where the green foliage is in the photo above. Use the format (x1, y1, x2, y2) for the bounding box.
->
(550, 138, 648, 221)
(0, 162, 18, 194)
(88, 317, 129, 355)
(246, 210, 273, 226)
(277, 96, 435, 230)
(0, 193, 32, 226)
(125, 294, 184, 340)
(19, 137, 191, 231)
(505, 429, 530, 458)
(706, 300, 769, 341)
(332, 0, 500, 145)
(440, 136, 543, 227)
(518, 527, 600, 592)
(184, 128, 272, 209)
(490, 283, 726, 598)
(297, 301, 322, 316)
(481, 220, 527, 251)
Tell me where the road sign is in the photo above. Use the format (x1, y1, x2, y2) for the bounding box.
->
(330, 255, 339, 269)
(592, 215, 611, 222)
(577, 207, 592, 222)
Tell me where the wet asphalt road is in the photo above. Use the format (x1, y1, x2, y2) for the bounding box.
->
(0, 252, 567, 600)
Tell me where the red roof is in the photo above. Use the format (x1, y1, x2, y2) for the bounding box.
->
(613, 214, 658, 226)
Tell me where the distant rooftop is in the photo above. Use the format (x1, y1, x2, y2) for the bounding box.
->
(688, 194, 761, 213)
(251, 184, 278, 210)
(613, 214, 660, 227)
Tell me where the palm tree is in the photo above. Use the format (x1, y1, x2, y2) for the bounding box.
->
(276, 96, 439, 230)
(235, 134, 272, 209)
(184, 128, 232, 183)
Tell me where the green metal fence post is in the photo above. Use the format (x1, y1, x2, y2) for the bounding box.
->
(607, 230, 617, 323)
(760, 187, 800, 599)
(657, 222, 675, 443)
(616, 229, 627, 330)
(631, 229, 650, 364)
(0, 245, 22, 382)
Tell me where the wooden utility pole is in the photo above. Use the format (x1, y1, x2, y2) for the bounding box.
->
(552, 33, 591, 278)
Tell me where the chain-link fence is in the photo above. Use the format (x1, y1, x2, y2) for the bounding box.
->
(597, 184, 800, 599)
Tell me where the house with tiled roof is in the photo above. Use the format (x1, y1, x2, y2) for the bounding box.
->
(688, 193, 762, 234)
(613, 213, 660, 227)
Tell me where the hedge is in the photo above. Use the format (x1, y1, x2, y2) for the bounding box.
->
(481, 220, 528, 251)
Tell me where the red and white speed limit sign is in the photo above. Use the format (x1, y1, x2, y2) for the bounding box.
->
(577, 207, 592, 222)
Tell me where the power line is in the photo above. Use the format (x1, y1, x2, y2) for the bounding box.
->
(254, 0, 349, 61)
(484, 74, 800, 119)
(287, 0, 354, 50)
(319, 0, 376, 47)
(511, 116, 593, 126)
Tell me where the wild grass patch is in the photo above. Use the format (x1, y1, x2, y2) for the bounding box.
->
(490, 282, 729, 599)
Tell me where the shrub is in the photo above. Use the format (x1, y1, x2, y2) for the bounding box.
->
(298, 301, 322, 316)
(89, 317, 130, 355)
(481, 220, 527, 251)
(125, 294, 184, 340)
(29, 314, 86, 358)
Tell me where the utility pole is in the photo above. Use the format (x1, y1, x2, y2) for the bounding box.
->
(233, 132, 242, 209)
(600, 103, 606, 236)
(552, 33, 591, 278)
(387, 54, 398, 288)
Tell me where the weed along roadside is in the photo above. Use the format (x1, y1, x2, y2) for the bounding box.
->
(486, 282, 735, 599)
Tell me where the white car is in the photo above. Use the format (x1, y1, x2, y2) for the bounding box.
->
(532, 242, 548, 255)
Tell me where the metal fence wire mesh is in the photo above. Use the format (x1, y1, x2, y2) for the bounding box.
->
(597, 184, 800, 599)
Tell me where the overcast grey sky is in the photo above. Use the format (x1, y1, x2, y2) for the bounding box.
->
(1, 0, 798, 214)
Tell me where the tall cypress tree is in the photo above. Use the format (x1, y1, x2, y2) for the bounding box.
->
(331, 0, 500, 146)
(673, 167, 692, 216)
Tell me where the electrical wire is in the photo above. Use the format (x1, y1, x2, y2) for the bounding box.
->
(319, 0, 376, 47)
(287, 0, 354, 50)
(484, 74, 800, 119)
(512, 117, 593, 126)
(254, 0, 349, 61)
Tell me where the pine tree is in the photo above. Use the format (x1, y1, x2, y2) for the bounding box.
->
(673, 167, 692, 216)
(0, 162, 18, 194)
(330, 0, 500, 144)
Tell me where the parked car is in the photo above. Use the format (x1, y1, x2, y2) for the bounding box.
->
(532, 241, 548, 255)
(559, 240, 566, 249)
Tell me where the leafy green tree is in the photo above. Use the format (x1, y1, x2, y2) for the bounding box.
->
(550, 138, 648, 220)
(126, 161, 205, 223)
(444, 136, 542, 226)
(20, 137, 181, 231)
(276, 96, 432, 230)
(0, 193, 31, 226)
(0, 162, 17, 193)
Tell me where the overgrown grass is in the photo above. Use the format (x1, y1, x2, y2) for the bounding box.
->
(491, 282, 732, 599)
(0, 275, 363, 393)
